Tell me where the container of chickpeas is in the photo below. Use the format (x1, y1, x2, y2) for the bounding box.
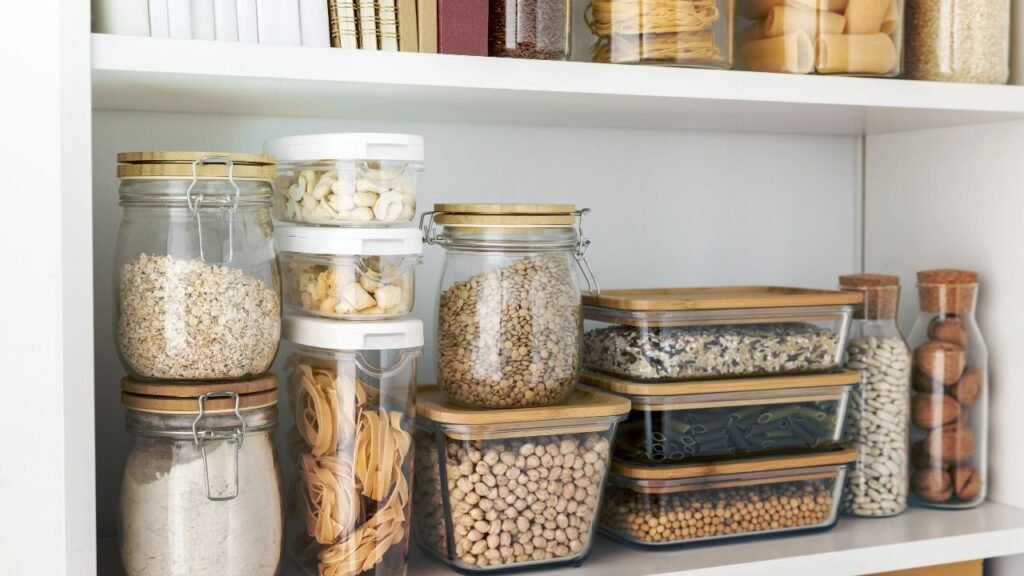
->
(413, 386, 629, 571)
(600, 446, 857, 546)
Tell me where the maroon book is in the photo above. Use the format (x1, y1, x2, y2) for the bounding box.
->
(438, 0, 488, 56)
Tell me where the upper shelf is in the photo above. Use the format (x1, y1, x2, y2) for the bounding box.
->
(91, 34, 1024, 135)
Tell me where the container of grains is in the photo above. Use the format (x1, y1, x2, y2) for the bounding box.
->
(837, 274, 911, 518)
(277, 226, 421, 320)
(906, 0, 1010, 83)
(413, 385, 629, 571)
(736, 0, 904, 76)
(585, 0, 734, 68)
(582, 287, 860, 382)
(580, 370, 858, 464)
(265, 133, 423, 225)
(908, 270, 988, 509)
(422, 203, 598, 409)
(599, 446, 857, 546)
(282, 315, 422, 576)
(119, 375, 283, 576)
(114, 152, 281, 381)
(490, 0, 570, 59)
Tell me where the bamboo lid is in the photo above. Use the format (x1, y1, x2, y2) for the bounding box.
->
(917, 269, 979, 314)
(583, 286, 862, 312)
(580, 370, 861, 397)
(117, 151, 275, 164)
(612, 446, 858, 480)
(417, 385, 630, 425)
(433, 203, 577, 227)
(121, 374, 279, 414)
(839, 274, 900, 320)
(117, 151, 276, 180)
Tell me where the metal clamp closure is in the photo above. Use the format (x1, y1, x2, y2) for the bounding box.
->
(187, 155, 241, 265)
(573, 209, 599, 295)
(419, 211, 447, 246)
(192, 391, 247, 502)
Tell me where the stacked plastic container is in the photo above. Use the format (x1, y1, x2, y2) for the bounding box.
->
(265, 133, 426, 576)
(579, 287, 863, 546)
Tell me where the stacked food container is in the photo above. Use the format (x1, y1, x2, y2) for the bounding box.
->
(265, 133, 426, 576)
(579, 287, 863, 545)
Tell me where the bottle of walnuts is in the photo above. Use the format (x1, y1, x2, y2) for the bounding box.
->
(908, 269, 988, 509)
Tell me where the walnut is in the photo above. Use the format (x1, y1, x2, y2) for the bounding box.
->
(928, 316, 969, 348)
(911, 393, 961, 429)
(950, 366, 983, 407)
(916, 341, 966, 385)
(951, 465, 983, 501)
(912, 468, 953, 502)
(912, 369, 944, 393)
(924, 423, 974, 462)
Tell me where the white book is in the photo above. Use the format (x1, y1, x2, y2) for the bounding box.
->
(256, 0, 301, 45)
(94, 0, 150, 35)
(358, 1, 377, 50)
(377, 0, 398, 51)
(167, 0, 192, 38)
(190, 0, 216, 40)
(328, 0, 359, 49)
(235, 0, 258, 42)
(214, 0, 239, 41)
(298, 0, 330, 47)
(149, 0, 170, 37)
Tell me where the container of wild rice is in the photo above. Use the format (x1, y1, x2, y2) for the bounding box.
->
(580, 370, 858, 464)
(600, 446, 857, 547)
(582, 287, 860, 382)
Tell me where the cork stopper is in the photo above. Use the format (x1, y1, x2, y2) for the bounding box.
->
(917, 269, 979, 314)
(839, 274, 899, 320)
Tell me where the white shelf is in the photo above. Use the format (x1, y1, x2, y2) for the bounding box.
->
(91, 34, 1024, 136)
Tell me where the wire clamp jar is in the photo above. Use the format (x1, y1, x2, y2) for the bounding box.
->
(191, 391, 247, 501)
(187, 155, 241, 265)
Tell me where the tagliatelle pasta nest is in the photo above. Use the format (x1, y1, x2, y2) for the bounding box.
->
(587, 0, 721, 37)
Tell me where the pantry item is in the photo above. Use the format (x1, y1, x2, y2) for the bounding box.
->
(837, 274, 910, 517)
(490, 0, 570, 59)
(282, 315, 422, 576)
(737, 0, 903, 76)
(413, 386, 629, 571)
(265, 133, 423, 225)
(582, 287, 859, 381)
(586, 0, 734, 68)
(908, 269, 988, 509)
(119, 375, 283, 576)
(277, 226, 421, 320)
(600, 447, 857, 546)
(581, 370, 857, 464)
(114, 152, 281, 381)
(906, 0, 1010, 83)
(422, 203, 598, 409)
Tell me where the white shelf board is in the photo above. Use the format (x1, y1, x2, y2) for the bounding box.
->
(91, 34, 1024, 135)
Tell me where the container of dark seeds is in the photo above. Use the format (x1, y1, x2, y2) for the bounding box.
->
(489, 0, 571, 60)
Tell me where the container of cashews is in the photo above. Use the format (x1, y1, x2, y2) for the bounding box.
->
(282, 315, 423, 576)
(277, 226, 422, 320)
(265, 133, 423, 225)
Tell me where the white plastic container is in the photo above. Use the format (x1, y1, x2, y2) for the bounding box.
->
(277, 226, 422, 319)
(265, 133, 424, 225)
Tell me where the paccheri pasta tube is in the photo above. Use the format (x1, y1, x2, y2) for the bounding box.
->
(740, 31, 816, 74)
(817, 33, 897, 74)
(764, 6, 845, 37)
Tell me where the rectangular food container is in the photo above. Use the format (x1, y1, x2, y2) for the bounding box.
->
(582, 287, 860, 382)
(600, 447, 857, 546)
(581, 370, 858, 464)
(413, 386, 629, 572)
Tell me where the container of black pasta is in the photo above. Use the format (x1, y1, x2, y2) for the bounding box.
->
(580, 369, 859, 465)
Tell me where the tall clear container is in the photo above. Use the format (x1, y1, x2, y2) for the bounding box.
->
(908, 269, 988, 509)
(906, 0, 1011, 84)
(838, 274, 910, 517)
(489, 0, 571, 60)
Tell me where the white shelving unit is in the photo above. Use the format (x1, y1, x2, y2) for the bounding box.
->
(7, 3, 1024, 573)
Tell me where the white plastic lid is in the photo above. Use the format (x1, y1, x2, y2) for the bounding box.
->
(283, 316, 424, 351)
(264, 133, 425, 163)
(276, 225, 423, 256)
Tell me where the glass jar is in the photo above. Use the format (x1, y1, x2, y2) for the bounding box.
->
(737, 0, 903, 76)
(264, 133, 424, 225)
(282, 315, 422, 576)
(586, 0, 734, 68)
(908, 269, 988, 509)
(119, 375, 284, 576)
(114, 152, 281, 381)
(490, 0, 570, 60)
(422, 203, 598, 409)
(838, 274, 910, 517)
(906, 0, 1010, 84)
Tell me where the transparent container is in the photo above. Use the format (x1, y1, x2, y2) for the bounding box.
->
(581, 370, 857, 464)
(599, 447, 857, 546)
(114, 152, 281, 381)
(277, 226, 422, 320)
(582, 287, 859, 382)
(422, 203, 599, 409)
(838, 274, 911, 517)
(413, 386, 629, 572)
(906, 0, 1010, 83)
(282, 315, 423, 576)
(737, 0, 903, 76)
(265, 133, 424, 225)
(490, 0, 570, 60)
(908, 270, 988, 509)
(119, 376, 284, 576)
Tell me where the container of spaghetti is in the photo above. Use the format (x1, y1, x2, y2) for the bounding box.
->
(581, 370, 857, 464)
(586, 0, 734, 68)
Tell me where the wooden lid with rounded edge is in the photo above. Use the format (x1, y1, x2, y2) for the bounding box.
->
(580, 370, 861, 397)
(918, 269, 979, 286)
(839, 274, 900, 320)
(121, 374, 279, 413)
(583, 286, 862, 312)
(433, 203, 576, 226)
(612, 446, 858, 480)
(118, 151, 275, 165)
(417, 385, 630, 425)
